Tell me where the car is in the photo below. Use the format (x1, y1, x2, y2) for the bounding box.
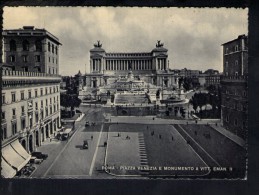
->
(31, 152, 48, 160)
(30, 157, 43, 164)
(85, 121, 90, 127)
(82, 140, 88, 149)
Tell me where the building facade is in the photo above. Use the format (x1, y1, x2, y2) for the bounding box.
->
(1, 27, 62, 178)
(3, 26, 61, 74)
(221, 34, 248, 139)
(85, 41, 179, 90)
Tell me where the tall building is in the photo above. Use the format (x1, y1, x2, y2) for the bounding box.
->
(1, 27, 62, 178)
(220, 34, 248, 139)
(3, 26, 61, 74)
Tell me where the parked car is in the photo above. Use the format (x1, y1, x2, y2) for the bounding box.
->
(82, 140, 88, 149)
(30, 157, 43, 164)
(31, 152, 48, 160)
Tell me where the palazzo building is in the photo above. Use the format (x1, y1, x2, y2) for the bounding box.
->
(1, 26, 62, 178)
(84, 41, 179, 90)
(220, 34, 248, 139)
(3, 26, 61, 74)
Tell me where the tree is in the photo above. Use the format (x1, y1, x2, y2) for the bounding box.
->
(60, 93, 81, 117)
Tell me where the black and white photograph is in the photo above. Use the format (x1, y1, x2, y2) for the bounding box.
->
(1, 6, 248, 180)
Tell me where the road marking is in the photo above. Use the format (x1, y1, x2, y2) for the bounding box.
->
(43, 126, 83, 177)
(177, 125, 221, 167)
(89, 124, 104, 176)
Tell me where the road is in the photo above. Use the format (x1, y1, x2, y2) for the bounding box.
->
(31, 106, 108, 178)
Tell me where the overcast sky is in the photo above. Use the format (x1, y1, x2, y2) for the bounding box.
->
(3, 7, 248, 76)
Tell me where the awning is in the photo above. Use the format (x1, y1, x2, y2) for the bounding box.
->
(11, 140, 31, 163)
(2, 142, 30, 171)
(1, 158, 16, 178)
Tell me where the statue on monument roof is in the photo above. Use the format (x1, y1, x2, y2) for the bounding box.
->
(94, 40, 102, 48)
(156, 40, 164, 48)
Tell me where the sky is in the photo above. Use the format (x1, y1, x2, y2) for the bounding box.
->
(3, 7, 248, 76)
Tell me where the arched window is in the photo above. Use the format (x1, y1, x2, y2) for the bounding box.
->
(22, 40, 30, 51)
(10, 40, 16, 51)
(35, 40, 42, 51)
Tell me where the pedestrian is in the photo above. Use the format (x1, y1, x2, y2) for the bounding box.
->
(91, 135, 93, 140)
(159, 134, 162, 139)
(195, 120, 198, 124)
(118, 133, 120, 137)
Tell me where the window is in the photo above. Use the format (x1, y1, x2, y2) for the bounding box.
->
(243, 91, 247, 97)
(41, 100, 43, 108)
(46, 99, 48, 106)
(35, 102, 38, 110)
(235, 60, 238, 66)
(35, 55, 41, 62)
(50, 87, 52, 94)
(226, 114, 229, 122)
(2, 126, 7, 140)
(12, 108, 16, 116)
(22, 40, 29, 51)
(225, 61, 228, 69)
(48, 42, 51, 52)
(45, 87, 48, 95)
(2, 112, 5, 120)
(11, 93, 16, 102)
(10, 55, 15, 62)
(52, 44, 54, 53)
(10, 40, 16, 51)
(12, 123, 17, 135)
(35, 40, 42, 51)
(35, 113, 39, 123)
(49, 57, 51, 62)
(40, 88, 43, 96)
(45, 107, 48, 116)
(40, 110, 44, 119)
(21, 91, 24, 100)
(235, 45, 239, 51)
(35, 89, 38, 97)
(49, 67, 51, 74)
(28, 91, 32, 99)
(50, 106, 52, 114)
(55, 46, 58, 54)
(235, 72, 239, 76)
(53, 57, 55, 63)
(2, 94, 5, 104)
(21, 106, 25, 114)
(56, 59, 58, 64)
(234, 119, 238, 126)
(22, 55, 28, 62)
(21, 119, 26, 129)
(54, 97, 56, 103)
